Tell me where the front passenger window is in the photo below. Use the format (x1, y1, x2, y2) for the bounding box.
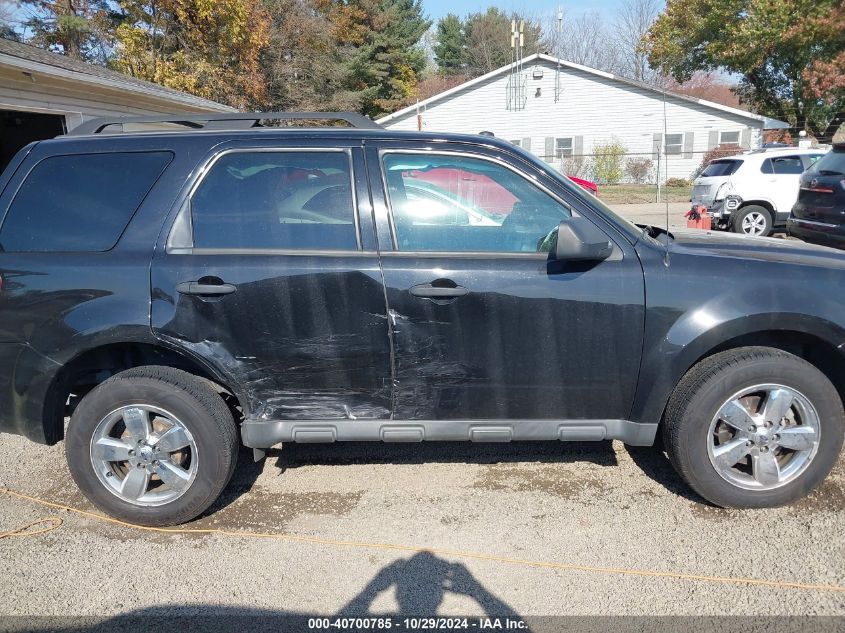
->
(382, 153, 571, 253)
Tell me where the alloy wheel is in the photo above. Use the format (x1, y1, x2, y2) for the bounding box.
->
(707, 384, 820, 490)
(740, 211, 768, 236)
(89, 404, 198, 506)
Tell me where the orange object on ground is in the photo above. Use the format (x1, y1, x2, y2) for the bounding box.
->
(685, 205, 712, 230)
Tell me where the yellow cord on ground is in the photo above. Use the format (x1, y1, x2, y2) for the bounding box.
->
(2, 486, 843, 595)
(0, 516, 63, 539)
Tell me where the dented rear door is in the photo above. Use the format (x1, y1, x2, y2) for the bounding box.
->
(151, 139, 392, 421)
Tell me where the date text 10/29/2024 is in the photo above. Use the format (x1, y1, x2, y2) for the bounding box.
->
(308, 617, 529, 630)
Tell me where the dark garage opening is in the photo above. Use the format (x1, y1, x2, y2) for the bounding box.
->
(1, 109, 66, 173)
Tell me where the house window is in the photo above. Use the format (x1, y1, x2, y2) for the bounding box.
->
(720, 131, 740, 145)
(665, 133, 683, 155)
(555, 137, 573, 158)
(510, 139, 521, 147)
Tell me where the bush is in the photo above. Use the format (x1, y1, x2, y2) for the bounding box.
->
(560, 155, 589, 178)
(590, 139, 627, 185)
(624, 157, 654, 184)
(665, 177, 692, 187)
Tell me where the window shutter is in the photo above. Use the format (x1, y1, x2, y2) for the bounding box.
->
(683, 132, 694, 159)
(741, 128, 751, 149)
(708, 131, 718, 150)
(574, 136, 584, 156)
(544, 137, 555, 162)
(652, 133, 662, 160)
(522, 137, 531, 151)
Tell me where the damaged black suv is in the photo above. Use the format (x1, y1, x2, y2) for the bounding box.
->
(1, 112, 844, 526)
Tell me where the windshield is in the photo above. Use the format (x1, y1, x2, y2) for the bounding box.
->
(700, 159, 742, 177)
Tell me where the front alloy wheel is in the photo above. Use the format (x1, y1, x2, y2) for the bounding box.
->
(707, 384, 819, 490)
(663, 347, 844, 508)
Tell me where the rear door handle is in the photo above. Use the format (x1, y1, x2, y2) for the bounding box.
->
(409, 282, 469, 298)
(176, 281, 237, 296)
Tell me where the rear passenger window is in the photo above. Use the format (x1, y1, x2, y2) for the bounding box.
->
(764, 156, 805, 175)
(190, 151, 358, 250)
(1, 152, 171, 252)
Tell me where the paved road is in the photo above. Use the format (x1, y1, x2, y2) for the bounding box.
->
(1, 430, 843, 624)
(610, 201, 690, 230)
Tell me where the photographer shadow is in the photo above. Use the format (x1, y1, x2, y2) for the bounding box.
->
(337, 550, 525, 625)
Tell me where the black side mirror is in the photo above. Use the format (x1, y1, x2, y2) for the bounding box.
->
(553, 217, 614, 261)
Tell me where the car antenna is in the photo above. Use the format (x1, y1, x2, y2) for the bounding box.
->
(661, 83, 671, 265)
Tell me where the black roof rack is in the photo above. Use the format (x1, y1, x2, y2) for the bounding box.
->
(68, 112, 382, 136)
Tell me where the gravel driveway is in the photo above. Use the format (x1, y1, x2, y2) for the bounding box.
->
(1, 430, 843, 627)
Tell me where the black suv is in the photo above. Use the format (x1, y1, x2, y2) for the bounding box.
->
(788, 143, 845, 249)
(1, 113, 843, 526)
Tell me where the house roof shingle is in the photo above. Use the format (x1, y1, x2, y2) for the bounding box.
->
(0, 37, 235, 112)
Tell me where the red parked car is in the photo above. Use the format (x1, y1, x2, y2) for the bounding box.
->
(407, 167, 599, 218)
(567, 175, 599, 197)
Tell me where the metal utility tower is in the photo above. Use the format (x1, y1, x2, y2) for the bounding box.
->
(507, 19, 527, 111)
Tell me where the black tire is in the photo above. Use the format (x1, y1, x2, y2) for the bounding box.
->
(66, 366, 239, 526)
(663, 347, 844, 508)
(732, 205, 772, 236)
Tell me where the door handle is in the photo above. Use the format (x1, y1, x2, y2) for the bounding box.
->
(176, 281, 237, 296)
(409, 281, 469, 298)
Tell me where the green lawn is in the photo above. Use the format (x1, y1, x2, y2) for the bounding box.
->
(598, 184, 692, 204)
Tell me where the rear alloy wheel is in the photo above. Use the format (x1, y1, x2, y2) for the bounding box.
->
(66, 366, 238, 526)
(664, 347, 844, 508)
(90, 404, 199, 507)
(733, 205, 772, 237)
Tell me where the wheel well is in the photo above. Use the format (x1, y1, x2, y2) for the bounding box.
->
(669, 331, 845, 420)
(45, 343, 244, 444)
(737, 201, 774, 217)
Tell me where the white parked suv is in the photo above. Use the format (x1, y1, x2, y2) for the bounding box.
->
(691, 147, 826, 236)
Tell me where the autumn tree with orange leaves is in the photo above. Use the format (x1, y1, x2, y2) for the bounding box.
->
(646, 0, 845, 140)
(112, 0, 270, 109)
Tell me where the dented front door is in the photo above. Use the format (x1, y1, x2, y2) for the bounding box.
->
(366, 141, 645, 421)
(151, 141, 392, 421)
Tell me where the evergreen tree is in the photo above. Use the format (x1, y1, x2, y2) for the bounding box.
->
(325, 0, 430, 117)
(434, 14, 465, 76)
(19, 0, 112, 61)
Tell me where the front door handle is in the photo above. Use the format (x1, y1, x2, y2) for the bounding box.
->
(409, 281, 469, 298)
(176, 281, 237, 296)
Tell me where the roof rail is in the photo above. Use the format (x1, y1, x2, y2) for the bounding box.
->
(67, 112, 382, 136)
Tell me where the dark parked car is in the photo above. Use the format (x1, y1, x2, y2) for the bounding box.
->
(1, 113, 844, 526)
(788, 143, 845, 248)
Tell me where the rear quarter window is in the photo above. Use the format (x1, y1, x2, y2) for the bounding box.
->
(0, 151, 172, 252)
(812, 148, 845, 174)
(701, 160, 742, 177)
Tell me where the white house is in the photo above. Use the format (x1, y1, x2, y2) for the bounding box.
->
(0, 37, 235, 171)
(378, 53, 789, 182)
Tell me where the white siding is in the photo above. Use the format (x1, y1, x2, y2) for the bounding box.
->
(0, 65, 231, 130)
(382, 59, 762, 182)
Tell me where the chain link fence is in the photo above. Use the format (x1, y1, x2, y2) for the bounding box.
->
(530, 148, 725, 204)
